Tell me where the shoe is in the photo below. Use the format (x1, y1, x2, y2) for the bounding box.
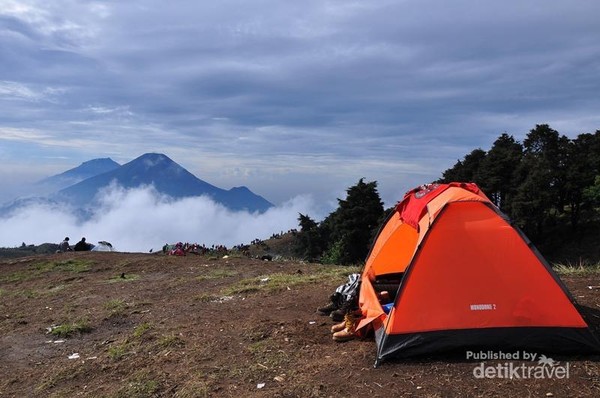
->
(331, 320, 345, 333)
(333, 329, 356, 342)
(330, 298, 358, 322)
(317, 301, 338, 315)
(329, 301, 358, 322)
(332, 313, 357, 342)
(329, 308, 344, 322)
(317, 292, 344, 315)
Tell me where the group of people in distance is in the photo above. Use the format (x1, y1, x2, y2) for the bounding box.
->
(57, 236, 94, 252)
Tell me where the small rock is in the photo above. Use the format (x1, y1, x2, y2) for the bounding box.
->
(546, 393, 554, 397)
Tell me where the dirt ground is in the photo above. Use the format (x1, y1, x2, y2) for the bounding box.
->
(1, 251, 599, 398)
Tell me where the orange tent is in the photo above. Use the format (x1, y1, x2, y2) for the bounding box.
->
(358, 182, 600, 365)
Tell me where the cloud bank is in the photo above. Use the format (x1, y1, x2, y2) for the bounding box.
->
(0, 186, 321, 252)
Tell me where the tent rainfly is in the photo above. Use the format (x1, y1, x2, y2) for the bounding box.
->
(357, 182, 600, 366)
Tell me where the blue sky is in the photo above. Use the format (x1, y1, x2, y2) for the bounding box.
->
(2, 0, 600, 209)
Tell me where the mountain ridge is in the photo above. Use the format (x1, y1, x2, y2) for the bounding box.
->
(35, 158, 121, 194)
(54, 153, 273, 213)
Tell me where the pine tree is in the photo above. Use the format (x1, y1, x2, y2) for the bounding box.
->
(440, 148, 487, 183)
(566, 131, 600, 227)
(323, 178, 384, 265)
(477, 133, 523, 213)
(295, 213, 323, 261)
(512, 124, 568, 238)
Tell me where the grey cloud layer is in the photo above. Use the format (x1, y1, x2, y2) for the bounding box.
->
(1, 0, 600, 206)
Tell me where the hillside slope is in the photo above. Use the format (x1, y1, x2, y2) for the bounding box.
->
(1, 252, 599, 397)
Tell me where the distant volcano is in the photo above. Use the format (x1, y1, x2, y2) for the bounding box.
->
(53, 153, 273, 213)
(36, 158, 121, 193)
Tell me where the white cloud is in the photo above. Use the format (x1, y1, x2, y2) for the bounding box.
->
(0, 81, 41, 101)
(0, 80, 66, 103)
(0, 126, 49, 141)
(0, 185, 318, 252)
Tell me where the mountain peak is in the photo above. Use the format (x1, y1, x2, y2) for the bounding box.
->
(137, 152, 171, 162)
(80, 157, 118, 167)
(131, 153, 184, 172)
(36, 157, 120, 192)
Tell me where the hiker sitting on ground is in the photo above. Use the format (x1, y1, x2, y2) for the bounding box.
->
(58, 237, 72, 252)
(74, 237, 92, 251)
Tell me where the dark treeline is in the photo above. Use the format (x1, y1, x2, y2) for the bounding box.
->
(296, 124, 600, 265)
(439, 124, 600, 261)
